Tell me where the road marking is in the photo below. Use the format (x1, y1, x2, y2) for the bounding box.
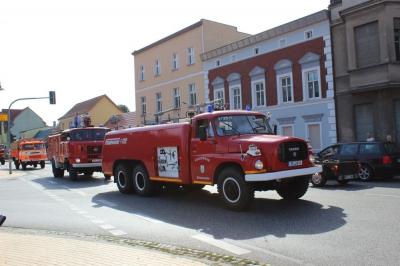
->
(109, 230, 127, 236)
(366, 193, 400, 199)
(134, 214, 164, 224)
(96, 199, 118, 207)
(99, 224, 115, 230)
(238, 241, 307, 265)
(91, 219, 105, 224)
(192, 234, 250, 255)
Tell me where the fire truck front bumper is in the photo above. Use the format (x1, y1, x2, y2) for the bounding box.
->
(245, 166, 322, 182)
(72, 162, 102, 168)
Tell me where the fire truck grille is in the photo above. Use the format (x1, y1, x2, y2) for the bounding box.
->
(87, 145, 102, 159)
(278, 142, 308, 162)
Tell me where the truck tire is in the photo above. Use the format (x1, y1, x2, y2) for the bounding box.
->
(14, 160, 20, 170)
(115, 164, 134, 194)
(1, 159, 5, 165)
(217, 167, 254, 211)
(69, 167, 78, 181)
(276, 175, 310, 200)
(51, 160, 64, 178)
(21, 162, 27, 170)
(132, 164, 157, 196)
(40, 161, 45, 169)
(310, 172, 327, 187)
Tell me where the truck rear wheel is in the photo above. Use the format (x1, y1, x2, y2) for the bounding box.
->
(217, 167, 254, 211)
(40, 161, 45, 169)
(276, 175, 310, 200)
(21, 162, 27, 170)
(115, 164, 134, 194)
(14, 160, 20, 170)
(51, 160, 64, 178)
(132, 164, 157, 196)
(0, 159, 4, 165)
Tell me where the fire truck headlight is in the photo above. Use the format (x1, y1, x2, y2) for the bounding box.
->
(255, 160, 263, 170)
(75, 158, 81, 163)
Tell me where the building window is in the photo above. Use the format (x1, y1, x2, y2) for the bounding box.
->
(279, 38, 287, 48)
(213, 88, 224, 107)
(230, 86, 242, 110)
(307, 123, 321, 150)
(304, 69, 321, 99)
(280, 125, 293, 136)
(279, 75, 293, 103)
(187, 47, 195, 65)
(355, 21, 380, 68)
(140, 96, 146, 115)
(140, 65, 145, 81)
(254, 47, 259, 55)
(188, 83, 197, 106)
(173, 88, 180, 109)
(156, 92, 162, 113)
(172, 53, 179, 70)
(304, 30, 313, 40)
(155, 59, 161, 76)
(394, 18, 400, 61)
(252, 81, 266, 107)
(216, 59, 221, 67)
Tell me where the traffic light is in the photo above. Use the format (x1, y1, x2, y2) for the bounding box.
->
(49, 91, 56, 104)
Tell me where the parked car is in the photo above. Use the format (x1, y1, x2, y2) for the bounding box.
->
(316, 142, 400, 181)
(310, 157, 360, 187)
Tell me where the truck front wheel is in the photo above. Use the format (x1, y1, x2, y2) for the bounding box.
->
(132, 164, 157, 196)
(40, 161, 45, 169)
(217, 168, 254, 211)
(14, 160, 20, 170)
(276, 175, 310, 200)
(51, 160, 64, 178)
(21, 162, 27, 170)
(115, 164, 133, 194)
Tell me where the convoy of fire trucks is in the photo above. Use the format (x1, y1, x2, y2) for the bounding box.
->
(47, 126, 110, 180)
(102, 110, 322, 211)
(10, 139, 47, 170)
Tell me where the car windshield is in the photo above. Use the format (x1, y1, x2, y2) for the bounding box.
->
(215, 115, 273, 136)
(70, 129, 109, 141)
(22, 143, 45, 150)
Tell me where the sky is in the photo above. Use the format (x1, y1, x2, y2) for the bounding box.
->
(0, 0, 330, 126)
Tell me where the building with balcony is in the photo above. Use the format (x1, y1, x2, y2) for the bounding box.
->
(330, 0, 400, 142)
(202, 10, 336, 152)
(133, 20, 250, 125)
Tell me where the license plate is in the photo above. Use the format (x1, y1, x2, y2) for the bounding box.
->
(91, 159, 102, 163)
(344, 175, 354, 180)
(288, 160, 302, 167)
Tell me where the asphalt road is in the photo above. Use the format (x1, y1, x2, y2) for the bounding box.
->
(1, 164, 399, 266)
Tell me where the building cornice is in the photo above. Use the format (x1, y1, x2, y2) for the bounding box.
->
(339, 0, 397, 17)
(201, 10, 329, 61)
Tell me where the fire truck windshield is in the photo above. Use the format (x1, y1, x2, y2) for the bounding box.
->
(22, 143, 45, 150)
(70, 129, 109, 141)
(215, 115, 273, 136)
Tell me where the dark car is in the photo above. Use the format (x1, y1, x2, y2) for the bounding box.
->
(310, 158, 360, 187)
(316, 141, 400, 181)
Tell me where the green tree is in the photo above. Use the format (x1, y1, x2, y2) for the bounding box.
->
(118, 104, 130, 113)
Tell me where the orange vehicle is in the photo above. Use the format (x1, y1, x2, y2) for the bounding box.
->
(10, 139, 47, 170)
(47, 127, 110, 180)
(0, 144, 6, 165)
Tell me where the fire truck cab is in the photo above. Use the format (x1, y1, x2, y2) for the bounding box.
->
(47, 127, 110, 180)
(10, 139, 47, 170)
(102, 110, 322, 211)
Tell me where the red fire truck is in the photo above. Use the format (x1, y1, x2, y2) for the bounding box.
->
(0, 144, 6, 165)
(10, 139, 47, 170)
(102, 110, 321, 211)
(47, 127, 110, 180)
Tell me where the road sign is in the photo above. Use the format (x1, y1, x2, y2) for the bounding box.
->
(0, 113, 8, 122)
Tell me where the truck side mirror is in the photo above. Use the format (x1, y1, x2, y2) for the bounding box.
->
(198, 125, 207, 141)
(273, 125, 277, 135)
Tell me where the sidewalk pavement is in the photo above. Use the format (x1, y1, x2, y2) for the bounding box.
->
(0, 229, 207, 266)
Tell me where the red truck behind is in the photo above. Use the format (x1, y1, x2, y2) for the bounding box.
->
(102, 110, 321, 211)
(0, 144, 6, 165)
(47, 127, 110, 180)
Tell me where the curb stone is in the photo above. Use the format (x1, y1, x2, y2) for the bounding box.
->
(1, 227, 269, 266)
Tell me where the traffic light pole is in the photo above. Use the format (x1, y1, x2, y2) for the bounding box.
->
(7, 96, 52, 174)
